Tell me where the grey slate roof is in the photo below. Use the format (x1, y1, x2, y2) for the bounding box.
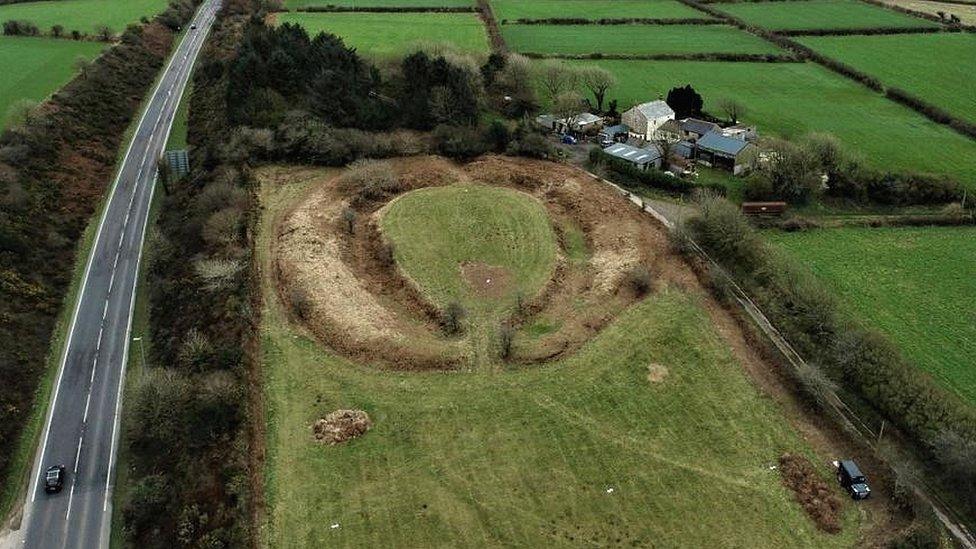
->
(633, 100, 674, 120)
(679, 118, 720, 136)
(568, 112, 603, 125)
(697, 131, 751, 156)
(604, 143, 661, 164)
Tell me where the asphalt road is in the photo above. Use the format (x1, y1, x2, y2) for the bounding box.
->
(17, 2, 219, 547)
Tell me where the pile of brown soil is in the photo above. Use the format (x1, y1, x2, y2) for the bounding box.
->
(778, 453, 843, 534)
(313, 410, 373, 445)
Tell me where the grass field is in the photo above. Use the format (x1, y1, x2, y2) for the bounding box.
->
(769, 227, 976, 405)
(799, 33, 976, 124)
(0, 36, 104, 129)
(275, 12, 489, 57)
(492, 0, 706, 20)
(0, 0, 168, 35)
(381, 185, 557, 316)
(258, 174, 868, 548)
(285, 0, 473, 6)
(561, 59, 976, 186)
(717, 0, 938, 30)
(503, 23, 782, 55)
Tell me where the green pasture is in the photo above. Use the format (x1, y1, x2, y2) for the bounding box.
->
(799, 32, 976, 124)
(717, 0, 938, 30)
(503, 23, 782, 55)
(0, 35, 104, 129)
(769, 226, 976, 405)
(492, 0, 705, 21)
(284, 0, 472, 7)
(0, 0, 168, 35)
(275, 12, 489, 57)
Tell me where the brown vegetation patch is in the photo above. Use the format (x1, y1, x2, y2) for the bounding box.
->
(461, 261, 513, 298)
(778, 453, 844, 534)
(313, 410, 373, 445)
(647, 363, 669, 384)
(269, 155, 693, 369)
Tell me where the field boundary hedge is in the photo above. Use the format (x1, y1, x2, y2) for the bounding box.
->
(502, 17, 721, 25)
(295, 5, 476, 12)
(476, 0, 506, 52)
(777, 25, 967, 35)
(521, 51, 800, 62)
(859, 0, 976, 30)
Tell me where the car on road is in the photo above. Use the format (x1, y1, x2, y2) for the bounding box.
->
(836, 460, 871, 500)
(44, 465, 65, 494)
(190, 24, 197, 30)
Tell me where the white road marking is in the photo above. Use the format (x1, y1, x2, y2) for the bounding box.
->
(65, 484, 75, 520)
(108, 270, 116, 293)
(73, 437, 83, 473)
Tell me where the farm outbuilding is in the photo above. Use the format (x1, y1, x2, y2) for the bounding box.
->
(679, 118, 720, 141)
(603, 143, 663, 171)
(697, 131, 757, 175)
(599, 123, 630, 145)
(622, 100, 675, 141)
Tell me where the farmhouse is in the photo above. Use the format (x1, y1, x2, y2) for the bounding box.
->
(603, 142, 663, 171)
(697, 131, 757, 175)
(622, 100, 675, 141)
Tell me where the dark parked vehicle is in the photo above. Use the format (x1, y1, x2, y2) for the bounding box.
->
(44, 465, 65, 494)
(836, 460, 871, 500)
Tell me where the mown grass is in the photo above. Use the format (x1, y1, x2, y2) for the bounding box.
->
(256, 172, 870, 549)
(165, 80, 192, 150)
(798, 32, 976, 124)
(0, 0, 169, 35)
(285, 0, 472, 7)
(561, 59, 976, 186)
(492, 0, 705, 21)
(275, 12, 489, 57)
(768, 226, 976, 406)
(503, 23, 782, 55)
(381, 185, 557, 316)
(0, 35, 104, 129)
(717, 0, 937, 30)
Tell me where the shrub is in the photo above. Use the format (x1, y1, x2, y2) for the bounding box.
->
(343, 159, 401, 202)
(2, 19, 39, 36)
(498, 323, 515, 359)
(341, 207, 357, 234)
(442, 301, 466, 335)
(626, 265, 654, 296)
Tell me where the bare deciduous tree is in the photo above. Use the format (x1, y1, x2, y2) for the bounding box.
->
(538, 61, 579, 104)
(718, 98, 747, 125)
(579, 65, 616, 113)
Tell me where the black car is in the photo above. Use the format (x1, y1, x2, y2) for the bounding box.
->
(44, 465, 65, 494)
(836, 460, 871, 500)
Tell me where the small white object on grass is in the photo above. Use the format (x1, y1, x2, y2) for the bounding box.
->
(605, 487, 614, 494)
(331, 523, 340, 530)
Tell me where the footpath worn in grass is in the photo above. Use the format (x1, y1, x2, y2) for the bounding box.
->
(0, 36, 104, 129)
(257, 176, 866, 549)
(381, 185, 557, 315)
(285, 0, 473, 7)
(799, 33, 976, 124)
(565, 59, 976, 186)
(769, 226, 976, 405)
(275, 12, 489, 57)
(503, 23, 781, 55)
(0, 0, 168, 35)
(492, 0, 705, 21)
(717, 0, 937, 30)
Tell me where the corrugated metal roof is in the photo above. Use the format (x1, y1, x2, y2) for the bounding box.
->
(601, 124, 629, 136)
(698, 131, 750, 156)
(573, 112, 602, 125)
(604, 143, 661, 164)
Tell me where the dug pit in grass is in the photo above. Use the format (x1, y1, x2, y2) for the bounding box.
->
(778, 453, 844, 534)
(313, 410, 373, 445)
